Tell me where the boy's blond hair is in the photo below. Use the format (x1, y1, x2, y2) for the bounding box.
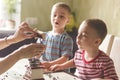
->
(52, 2, 71, 14)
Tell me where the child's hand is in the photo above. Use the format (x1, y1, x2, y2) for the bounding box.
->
(41, 61, 52, 69)
(91, 78, 112, 80)
(91, 78, 102, 80)
(49, 64, 64, 71)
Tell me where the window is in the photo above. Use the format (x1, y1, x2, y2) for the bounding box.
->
(0, 0, 21, 30)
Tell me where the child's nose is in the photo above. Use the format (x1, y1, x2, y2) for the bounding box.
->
(54, 16, 59, 20)
(77, 35, 81, 39)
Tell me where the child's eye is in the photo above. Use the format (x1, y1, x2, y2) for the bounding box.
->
(82, 33, 87, 37)
(77, 32, 87, 39)
(54, 15, 56, 17)
(59, 15, 64, 18)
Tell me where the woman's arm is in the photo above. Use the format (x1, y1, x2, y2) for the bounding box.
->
(0, 43, 45, 75)
(0, 36, 15, 49)
(0, 22, 37, 49)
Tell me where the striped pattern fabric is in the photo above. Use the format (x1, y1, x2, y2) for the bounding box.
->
(40, 31, 73, 61)
(74, 50, 118, 80)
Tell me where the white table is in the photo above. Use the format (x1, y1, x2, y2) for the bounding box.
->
(0, 59, 80, 80)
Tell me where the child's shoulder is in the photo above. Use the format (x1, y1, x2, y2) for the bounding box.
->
(62, 32, 73, 39)
(99, 50, 109, 57)
(75, 49, 84, 54)
(99, 50, 112, 61)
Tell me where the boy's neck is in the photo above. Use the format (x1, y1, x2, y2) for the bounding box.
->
(52, 29, 64, 35)
(84, 49, 99, 61)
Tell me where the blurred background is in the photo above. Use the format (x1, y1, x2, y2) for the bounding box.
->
(0, 0, 120, 37)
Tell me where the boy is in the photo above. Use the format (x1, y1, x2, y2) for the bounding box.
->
(50, 19, 118, 80)
(23, 3, 73, 79)
(37, 2, 73, 70)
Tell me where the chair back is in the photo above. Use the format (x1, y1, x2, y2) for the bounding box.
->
(99, 34, 114, 55)
(110, 37, 120, 79)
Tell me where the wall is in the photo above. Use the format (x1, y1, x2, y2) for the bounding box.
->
(21, 0, 72, 31)
(72, 0, 120, 37)
(21, 0, 120, 36)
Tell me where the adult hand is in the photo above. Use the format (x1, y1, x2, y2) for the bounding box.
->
(13, 22, 37, 42)
(16, 43, 46, 59)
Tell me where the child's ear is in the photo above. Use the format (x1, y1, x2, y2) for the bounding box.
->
(66, 15, 71, 24)
(66, 19, 70, 24)
(95, 38, 101, 46)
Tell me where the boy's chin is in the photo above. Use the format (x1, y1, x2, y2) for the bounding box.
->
(78, 47, 85, 51)
(53, 24, 60, 27)
(78, 46, 83, 49)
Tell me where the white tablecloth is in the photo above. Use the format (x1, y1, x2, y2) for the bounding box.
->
(0, 59, 29, 80)
(0, 59, 80, 80)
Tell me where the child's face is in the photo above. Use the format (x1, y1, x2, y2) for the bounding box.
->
(51, 6, 70, 30)
(76, 21, 100, 50)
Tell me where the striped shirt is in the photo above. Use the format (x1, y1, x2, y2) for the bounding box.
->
(39, 31, 73, 61)
(74, 50, 118, 80)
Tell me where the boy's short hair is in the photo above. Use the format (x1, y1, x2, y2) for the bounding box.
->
(52, 2, 71, 14)
(85, 19, 107, 42)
